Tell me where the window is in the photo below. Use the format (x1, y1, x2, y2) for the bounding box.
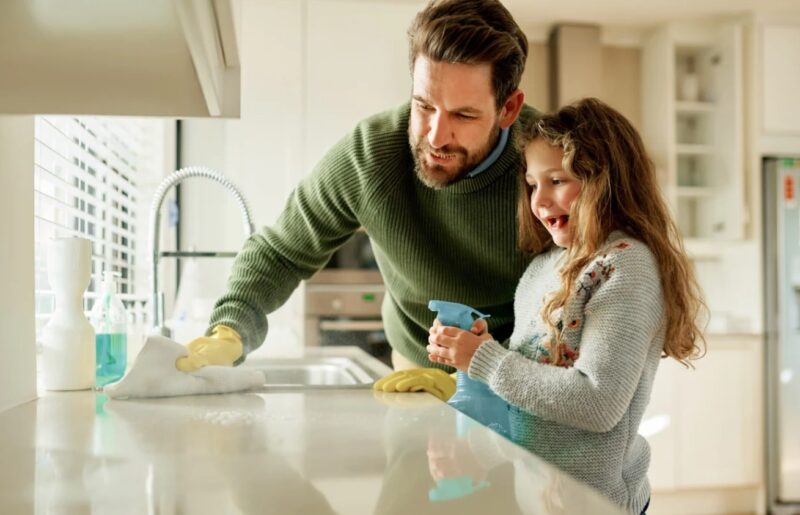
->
(33, 116, 170, 338)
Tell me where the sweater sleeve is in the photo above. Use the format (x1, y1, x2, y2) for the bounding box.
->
(468, 243, 664, 433)
(208, 125, 374, 358)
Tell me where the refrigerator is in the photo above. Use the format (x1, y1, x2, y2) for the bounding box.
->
(764, 157, 800, 515)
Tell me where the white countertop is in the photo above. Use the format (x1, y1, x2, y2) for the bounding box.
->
(0, 350, 625, 514)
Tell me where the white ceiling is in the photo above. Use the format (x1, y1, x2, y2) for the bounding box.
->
(375, 0, 800, 41)
(504, 0, 800, 29)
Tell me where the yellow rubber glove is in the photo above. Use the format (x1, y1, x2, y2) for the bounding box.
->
(373, 368, 456, 402)
(175, 325, 244, 372)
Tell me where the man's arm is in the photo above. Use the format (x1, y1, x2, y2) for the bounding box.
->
(206, 131, 368, 360)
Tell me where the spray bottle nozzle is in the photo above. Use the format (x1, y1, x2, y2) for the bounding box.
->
(428, 300, 490, 331)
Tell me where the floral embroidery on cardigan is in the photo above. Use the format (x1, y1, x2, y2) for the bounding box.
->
(574, 240, 630, 301)
(535, 339, 580, 368)
(524, 239, 632, 369)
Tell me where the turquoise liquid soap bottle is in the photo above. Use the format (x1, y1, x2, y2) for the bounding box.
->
(90, 271, 128, 387)
(428, 300, 510, 439)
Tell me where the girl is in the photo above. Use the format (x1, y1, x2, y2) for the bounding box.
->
(426, 97, 706, 515)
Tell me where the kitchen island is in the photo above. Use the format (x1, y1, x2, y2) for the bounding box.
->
(0, 348, 625, 514)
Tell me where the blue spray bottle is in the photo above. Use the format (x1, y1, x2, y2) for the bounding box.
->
(428, 300, 510, 439)
(427, 300, 509, 503)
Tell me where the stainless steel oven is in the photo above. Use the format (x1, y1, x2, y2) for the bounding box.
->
(304, 232, 390, 366)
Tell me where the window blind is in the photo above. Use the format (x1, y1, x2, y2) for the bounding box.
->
(34, 116, 165, 333)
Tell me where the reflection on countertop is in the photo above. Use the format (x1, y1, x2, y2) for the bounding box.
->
(0, 383, 626, 514)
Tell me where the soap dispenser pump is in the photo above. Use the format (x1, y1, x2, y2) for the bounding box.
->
(90, 271, 128, 387)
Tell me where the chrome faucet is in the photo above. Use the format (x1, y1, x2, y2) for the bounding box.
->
(148, 167, 255, 337)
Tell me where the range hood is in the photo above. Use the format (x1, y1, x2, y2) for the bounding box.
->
(0, 0, 240, 117)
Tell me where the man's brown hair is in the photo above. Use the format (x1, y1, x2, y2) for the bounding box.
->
(408, 0, 528, 109)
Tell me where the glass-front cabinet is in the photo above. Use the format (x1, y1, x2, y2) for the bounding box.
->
(642, 22, 745, 256)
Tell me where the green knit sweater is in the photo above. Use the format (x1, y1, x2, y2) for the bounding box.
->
(209, 102, 539, 367)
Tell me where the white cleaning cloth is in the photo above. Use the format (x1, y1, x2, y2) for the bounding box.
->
(104, 335, 265, 399)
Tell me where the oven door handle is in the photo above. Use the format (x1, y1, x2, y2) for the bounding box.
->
(319, 320, 384, 331)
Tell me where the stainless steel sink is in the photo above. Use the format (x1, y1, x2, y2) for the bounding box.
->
(244, 355, 385, 389)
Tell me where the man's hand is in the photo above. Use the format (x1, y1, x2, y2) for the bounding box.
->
(175, 325, 243, 372)
(372, 368, 456, 402)
(427, 319, 493, 372)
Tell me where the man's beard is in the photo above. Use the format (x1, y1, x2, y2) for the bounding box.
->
(409, 123, 500, 189)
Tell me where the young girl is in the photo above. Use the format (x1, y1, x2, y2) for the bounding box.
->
(426, 97, 706, 515)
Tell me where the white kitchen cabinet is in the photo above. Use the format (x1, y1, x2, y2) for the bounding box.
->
(674, 337, 760, 487)
(744, 15, 800, 235)
(762, 24, 800, 135)
(642, 22, 746, 253)
(643, 335, 762, 512)
(0, 0, 239, 117)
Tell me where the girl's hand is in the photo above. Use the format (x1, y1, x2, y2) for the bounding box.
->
(470, 318, 488, 336)
(427, 319, 494, 372)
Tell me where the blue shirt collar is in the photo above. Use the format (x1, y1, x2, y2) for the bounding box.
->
(466, 127, 510, 178)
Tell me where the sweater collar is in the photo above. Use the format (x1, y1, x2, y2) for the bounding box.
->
(466, 127, 509, 178)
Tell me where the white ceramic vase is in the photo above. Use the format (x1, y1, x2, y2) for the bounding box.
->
(41, 237, 95, 390)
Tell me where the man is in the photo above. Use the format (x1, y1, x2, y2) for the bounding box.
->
(177, 0, 539, 401)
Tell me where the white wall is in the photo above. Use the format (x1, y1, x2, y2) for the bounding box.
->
(0, 116, 37, 412)
(694, 242, 762, 333)
(304, 0, 421, 167)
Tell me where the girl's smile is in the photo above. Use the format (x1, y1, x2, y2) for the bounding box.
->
(544, 214, 570, 229)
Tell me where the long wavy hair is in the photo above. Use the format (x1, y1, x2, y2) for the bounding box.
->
(516, 98, 706, 366)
